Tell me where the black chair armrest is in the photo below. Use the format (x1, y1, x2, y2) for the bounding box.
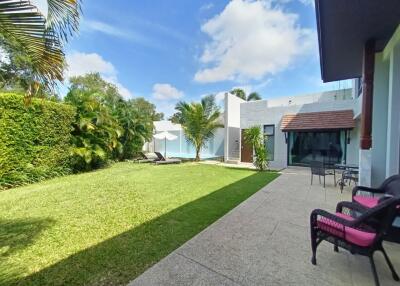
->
(311, 209, 356, 227)
(336, 201, 368, 216)
(352, 185, 383, 197)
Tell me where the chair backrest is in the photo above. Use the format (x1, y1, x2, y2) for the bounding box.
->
(310, 161, 325, 176)
(380, 174, 400, 196)
(359, 196, 400, 239)
(144, 152, 158, 160)
(154, 152, 166, 161)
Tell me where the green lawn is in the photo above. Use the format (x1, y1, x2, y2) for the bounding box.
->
(0, 162, 279, 286)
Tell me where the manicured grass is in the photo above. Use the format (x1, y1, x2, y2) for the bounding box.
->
(0, 162, 279, 286)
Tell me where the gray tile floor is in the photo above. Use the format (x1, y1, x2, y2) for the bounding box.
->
(129, 168, 400, 286)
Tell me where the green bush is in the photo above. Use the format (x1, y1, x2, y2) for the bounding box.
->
(0, 93, 75, 188)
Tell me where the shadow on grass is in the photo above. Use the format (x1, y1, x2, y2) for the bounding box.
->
(0, 218, 54, 258)
(0, 218, 54, 285)
(9, 171, 278, 286)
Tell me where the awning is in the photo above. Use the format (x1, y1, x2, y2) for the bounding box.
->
(315, 0, 400, 82)
(281, 110, 355, 131)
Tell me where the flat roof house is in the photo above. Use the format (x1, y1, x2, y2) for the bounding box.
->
(315, 0, 400, 187)
(225, 88, 361, 170)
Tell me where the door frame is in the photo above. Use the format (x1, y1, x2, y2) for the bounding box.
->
(241, 129, 253, 163)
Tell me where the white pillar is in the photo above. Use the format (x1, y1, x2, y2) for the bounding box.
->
(386, 44, 400, 176)
(224, 93, 229, 162)
(179, 128, 182, 155)
(359, 149, 372, 187)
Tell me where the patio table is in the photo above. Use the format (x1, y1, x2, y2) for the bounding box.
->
(334, 163, 359, 192)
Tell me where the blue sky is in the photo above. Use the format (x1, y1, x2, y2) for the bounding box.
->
(37, 0, 352, 116)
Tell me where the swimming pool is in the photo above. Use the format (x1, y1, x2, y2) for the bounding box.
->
(165, 152, 221, 159)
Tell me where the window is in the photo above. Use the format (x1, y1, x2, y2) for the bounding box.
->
(264, 125, 275, 161)
(287, 131, 346, 166)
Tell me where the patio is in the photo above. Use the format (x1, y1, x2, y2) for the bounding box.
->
(129, 167, 400, 286)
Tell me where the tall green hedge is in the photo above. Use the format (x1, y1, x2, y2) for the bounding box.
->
(0, 93, 76, 189)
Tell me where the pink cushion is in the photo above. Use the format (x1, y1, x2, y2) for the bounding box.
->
(353, 196, 379, 208)
(317, 212, 376, 247)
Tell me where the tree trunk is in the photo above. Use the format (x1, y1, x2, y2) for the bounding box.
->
(195, 148, 200, 162)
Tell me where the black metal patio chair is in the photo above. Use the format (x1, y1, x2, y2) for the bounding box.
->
(310, 196, 400, 286)
(310, 161, 335, 188)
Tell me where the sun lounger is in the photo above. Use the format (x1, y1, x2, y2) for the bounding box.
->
(154, 152, 181, 164)
(135, 152, 160, 163)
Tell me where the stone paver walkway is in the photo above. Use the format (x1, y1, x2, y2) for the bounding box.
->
(129, 168, 400, 286)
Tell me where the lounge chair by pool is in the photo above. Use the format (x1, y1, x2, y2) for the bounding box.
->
(154, 152, 181, 164)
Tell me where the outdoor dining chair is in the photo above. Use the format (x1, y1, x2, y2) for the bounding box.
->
(310, 161, 335, 188)
(310, 196, 400, 286)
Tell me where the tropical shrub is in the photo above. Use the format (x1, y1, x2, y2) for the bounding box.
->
(115, 100, 153, 160)
(66, 73, 156, 168)
(243, 126, 269, 171)
(0, 93, 75, 188)
(65, 89, 122, 171)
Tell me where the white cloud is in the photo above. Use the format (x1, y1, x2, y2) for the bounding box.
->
(84, 20, 131, 39)
(298, 0, 315, 6)
(66, 51, 133, 98)
(200, 3, 214, 11)
(194, 0, 315, 83)
(152, 83, 184, 101)
(82, 19, 157, 48)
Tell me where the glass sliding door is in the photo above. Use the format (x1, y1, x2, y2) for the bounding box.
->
(288, 130, 346, 166)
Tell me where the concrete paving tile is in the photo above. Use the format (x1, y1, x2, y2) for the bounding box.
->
(128, 253, 240, 286)
(130, 167, 400, 286)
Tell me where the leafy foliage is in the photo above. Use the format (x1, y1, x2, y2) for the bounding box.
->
(0, 93, 75, 189)
(230, 88, 262, 101)
(66, 73, 156, 169)
(174, 95, 223, 161)
(0, 0, 81, 93)
(247, 92, 262, 101)
(230, 88, 247, 100)
(65, 90, 122, 171)
(115, 100, 154, 160)
(243, 126, 269, 171)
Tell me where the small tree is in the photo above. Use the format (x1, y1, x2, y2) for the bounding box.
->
(174, 95, 223, 161)
(243, 126, 269, 171)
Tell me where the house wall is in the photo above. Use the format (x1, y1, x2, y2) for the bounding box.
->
(386, 42, 400, 177)
(371, 53, 390, 187)
(240, 90, 358, 169)
(224, 93, 244, 161)
(358, 25, 400, 186)
(150, 120, 224, 159)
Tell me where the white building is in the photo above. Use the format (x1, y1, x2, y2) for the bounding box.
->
(146, 118, 225, 159)
(147, 87, 363, 169)
(224, 87, 362, 170)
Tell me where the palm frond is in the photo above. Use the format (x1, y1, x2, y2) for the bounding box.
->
(46, 0, 81, 42)
(0, 0, 81, 91)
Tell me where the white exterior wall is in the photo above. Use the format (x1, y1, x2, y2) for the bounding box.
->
(386, 43, 400, 177)
(224, 93, 245, 161)
(240, 90, 358, 169)
(147, 120, 225, 158)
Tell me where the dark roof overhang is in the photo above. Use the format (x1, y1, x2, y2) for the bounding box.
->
(315, 0, 400, 82)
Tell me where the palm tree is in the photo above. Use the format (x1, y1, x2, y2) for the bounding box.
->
(0, 0, 80, 94)
(174, 95, 223, 161)
(247, 92, 262, 101)
(230, 88, 246, 100)
(230, 89, 262, 101)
